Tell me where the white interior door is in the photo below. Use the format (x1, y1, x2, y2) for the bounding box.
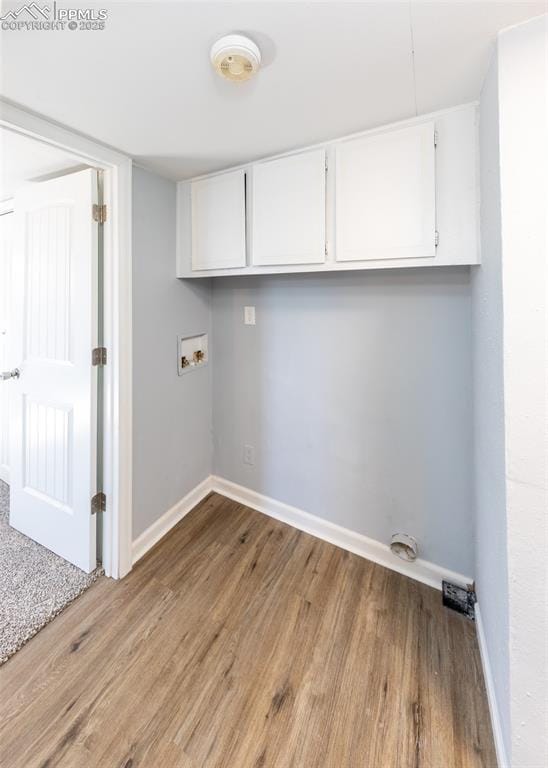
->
(0, 211, 13, 483)
(8, 169, 99, 572)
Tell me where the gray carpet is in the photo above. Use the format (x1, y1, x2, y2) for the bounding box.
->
(0, 480, 102, 664)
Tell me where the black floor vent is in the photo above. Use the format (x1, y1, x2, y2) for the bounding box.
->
(442, 581, 476, 620)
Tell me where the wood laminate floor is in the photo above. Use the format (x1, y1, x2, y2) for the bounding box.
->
(0, 493, 496, 768)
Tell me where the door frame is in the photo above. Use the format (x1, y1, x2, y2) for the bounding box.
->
(0, 200, 13, 484)
(0, 98, 133, 578)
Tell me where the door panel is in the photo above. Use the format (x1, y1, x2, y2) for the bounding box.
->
(9, 169, 98, 572)
(335, 122, 436, 262)
(25, 204, 72, 362)
(251, 149, 326, 266)
(23, 398, 72, 506)
(191, 170, 246, 270)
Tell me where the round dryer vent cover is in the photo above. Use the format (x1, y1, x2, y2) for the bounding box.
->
(210, 34, 261, 82)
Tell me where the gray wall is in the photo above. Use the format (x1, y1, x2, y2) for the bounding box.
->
(212, 268, 474, 576)
(132, 166, 212, 540)
(472, 53, 511, 759)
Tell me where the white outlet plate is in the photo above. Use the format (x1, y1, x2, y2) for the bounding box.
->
(244, 306, 256, 325)
(243, 444, 255, 465)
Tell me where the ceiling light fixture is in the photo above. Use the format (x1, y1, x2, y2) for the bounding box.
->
(210, 34, 261, 82)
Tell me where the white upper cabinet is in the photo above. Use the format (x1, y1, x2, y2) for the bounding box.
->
(335, 122, 436, 262)
(191, 169, 246, 270)
(251, 149, 326, 266)
(177, 105, 479, 277)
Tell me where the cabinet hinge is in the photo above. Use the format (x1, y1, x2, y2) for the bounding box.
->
(91, 492, 106, 515)
(434, 130, 439, 147)
(435, 230, 440, 247)
(92, 346, 107, 366)
(92, 203, 107, 224)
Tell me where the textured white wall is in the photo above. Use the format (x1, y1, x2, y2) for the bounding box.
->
(497, 17, 548, 767)
(475, 15, 548, 767)
(473, 49, 511, 762)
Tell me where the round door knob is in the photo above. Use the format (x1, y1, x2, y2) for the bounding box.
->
(1, 368, 20, 380)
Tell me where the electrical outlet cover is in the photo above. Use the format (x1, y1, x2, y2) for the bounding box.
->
(243, 444, 255, 465)
(244, 306, 256, 325)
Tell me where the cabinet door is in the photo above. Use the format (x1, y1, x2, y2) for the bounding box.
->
(251, 149, 326, 266)
(191, 169, 246, 270)
(335, 122, 436, 262)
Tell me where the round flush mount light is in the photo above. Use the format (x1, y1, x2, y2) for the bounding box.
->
(210, 34, 261, 82)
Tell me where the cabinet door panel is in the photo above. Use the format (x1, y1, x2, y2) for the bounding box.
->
(191, 170, 246, 270)
(252, 149, 326, 266)
(335, 122, 436, 262)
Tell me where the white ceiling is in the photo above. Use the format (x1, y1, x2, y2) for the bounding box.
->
(0, 128, 85, 201)
(0, 1, 545, 180)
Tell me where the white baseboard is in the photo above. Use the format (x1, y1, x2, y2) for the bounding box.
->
(0, 465, 10, 484)
(132, 473, 471, 590)
(475, 604, 508, 768)
(210, 475, 471, 592)
(132, 476, 213, 565)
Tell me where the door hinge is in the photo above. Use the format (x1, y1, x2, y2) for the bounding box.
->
(325, 157, 328, 172)
(434, 130, 439, 147)
(92, 346, 107, 366)
(325, 242, 328, 256)
(92, 203, 107, 224)
(91, 492, 106, 515)
(435, 230, 440, 247)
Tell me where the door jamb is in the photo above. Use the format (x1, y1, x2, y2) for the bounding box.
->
(0, 98, 133, 578)
(0, 199, 14, 485)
